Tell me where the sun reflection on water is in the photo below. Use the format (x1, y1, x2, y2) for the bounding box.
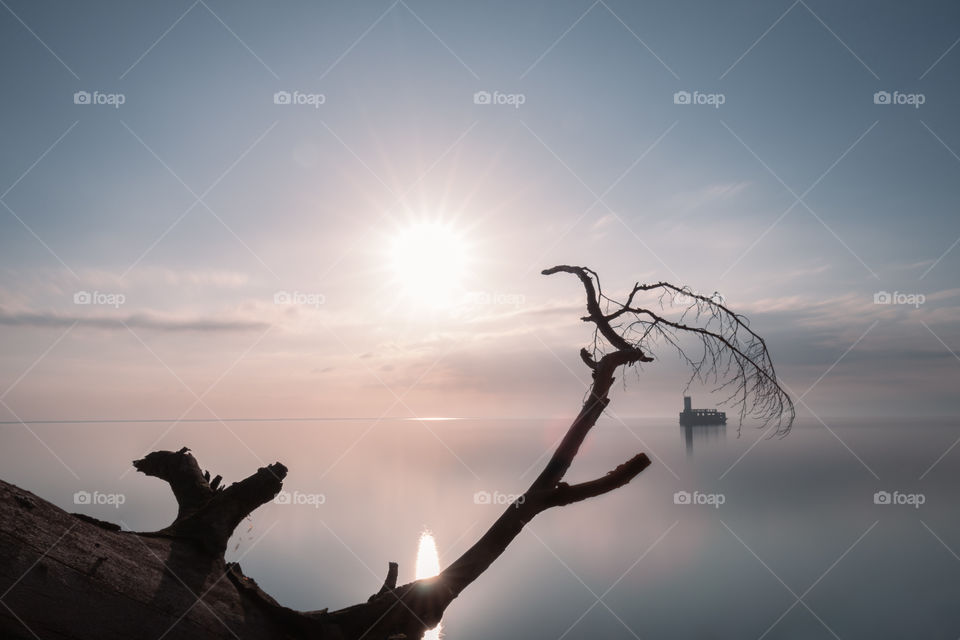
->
(416, 529, 442, 639)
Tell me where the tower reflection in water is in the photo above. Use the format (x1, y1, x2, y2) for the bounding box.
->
(678, 396, 727, 456)
(680, 423, 726, 456)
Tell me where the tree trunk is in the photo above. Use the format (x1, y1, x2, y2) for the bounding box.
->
(0, 478, 310, 639)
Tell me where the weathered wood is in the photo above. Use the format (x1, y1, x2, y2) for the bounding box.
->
(132, 447, 288, 557)
(0, 479, 305, 640)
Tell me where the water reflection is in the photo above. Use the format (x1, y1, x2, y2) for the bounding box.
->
(416, 530, 442, 639)
(680, 423, 726, 456)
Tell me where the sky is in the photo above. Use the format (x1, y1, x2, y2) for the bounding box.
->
(3, 3, 960, 639)
(1, 0, 960, 430)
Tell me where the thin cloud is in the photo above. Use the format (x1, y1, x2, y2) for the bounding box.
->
(0, 308, 269, 332)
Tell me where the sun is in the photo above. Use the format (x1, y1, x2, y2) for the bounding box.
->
(389, 221, 468, 306)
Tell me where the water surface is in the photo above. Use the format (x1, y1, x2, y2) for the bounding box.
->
(3, 416, 959, 639)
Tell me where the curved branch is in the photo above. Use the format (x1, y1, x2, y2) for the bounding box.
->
(542, 265, 635, 352)
(531, 349, 648, 491)
(545, 265, 795, 434)
(321, 267, 665, 637)
(115, 263, 791, 639)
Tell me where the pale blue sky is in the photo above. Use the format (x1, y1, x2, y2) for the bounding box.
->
(1, 0, 959, 421)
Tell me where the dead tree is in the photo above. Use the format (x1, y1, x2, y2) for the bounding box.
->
(0, 265, 793, 639)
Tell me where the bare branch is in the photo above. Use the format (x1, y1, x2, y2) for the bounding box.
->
(546, 453, 651, 507)
(543, 265, 795, 435)
(542, 264, 636, 352)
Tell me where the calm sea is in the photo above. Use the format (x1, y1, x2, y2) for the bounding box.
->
(4, 416, 959, 639)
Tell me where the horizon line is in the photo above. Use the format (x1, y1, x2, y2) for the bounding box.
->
(1, 415, 683, 425)
(1, 415, 952, 426)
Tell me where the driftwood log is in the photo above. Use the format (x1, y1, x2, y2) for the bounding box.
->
(0, 265, 791, 639)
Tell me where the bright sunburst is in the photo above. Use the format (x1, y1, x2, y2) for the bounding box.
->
(389, 221, 467, 307)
